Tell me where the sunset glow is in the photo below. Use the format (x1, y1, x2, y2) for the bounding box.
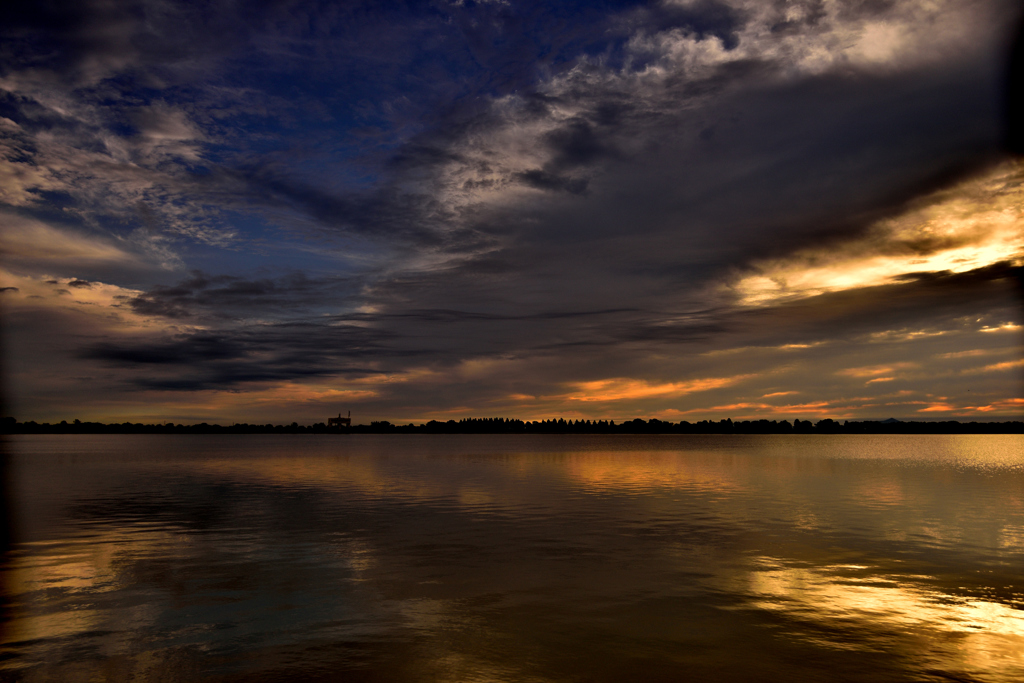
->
(4, 6, 1024, 683)
(1, 0, 1021, 424)
(566, 376, 753, 402)
(733, 161, 1024, 307)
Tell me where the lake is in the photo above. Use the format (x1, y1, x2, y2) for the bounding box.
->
(1, 434, 1023, 682)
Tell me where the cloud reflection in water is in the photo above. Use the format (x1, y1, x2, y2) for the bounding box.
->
(1, 434, 1023, 682)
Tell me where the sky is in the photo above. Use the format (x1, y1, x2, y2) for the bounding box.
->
(1, 0, 1022, 425)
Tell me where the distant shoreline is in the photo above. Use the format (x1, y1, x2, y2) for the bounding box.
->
(3, 417, 1022, 435)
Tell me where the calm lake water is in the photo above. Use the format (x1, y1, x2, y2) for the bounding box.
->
(1, 434, 1023, 682)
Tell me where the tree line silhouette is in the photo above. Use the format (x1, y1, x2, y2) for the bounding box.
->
(3, 416, 1022, 434)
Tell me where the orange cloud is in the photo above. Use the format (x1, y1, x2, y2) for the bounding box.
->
(979, 323, 1022, 333)
(976, 359, 1024, 373)
(918, 403, 956, 412)
(730, 160, 1024, 308)
(762, 391, 798, 398)
(0, 270, 174, 333)
(565, 375, 754, 402)
(962, 398, 1024, 413)
(868, 329, 947, 342)
(936, 349, 992, 359)
(837, 363, 916, 378)
(671, 400, 838, 417)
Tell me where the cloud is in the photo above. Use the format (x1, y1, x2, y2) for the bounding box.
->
(937, 349, 994, 359)
(515, 169, 589, 195)
(0, 270, 182, 336)
(669, 400, 838, 418)
(918, 403, 959, 412)
(2, 0, 1022, 423)
(980, 323, 1023, 333)
(124, 271, 359, 320)
(964, 398, 1024, 412)
(837, 363, 916, 379)
(0, 212, 141, 267)
(128, 102, 205, 163)
(973, 359, 1024, 373)
(76, 315, 405, 392)
(564, 374, 754, 402)
(729, 160, 1024, 306)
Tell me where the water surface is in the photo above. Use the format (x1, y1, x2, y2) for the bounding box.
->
(2, 434, 1023, 682)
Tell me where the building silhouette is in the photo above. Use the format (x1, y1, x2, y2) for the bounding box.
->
(328, 411, 351, 428)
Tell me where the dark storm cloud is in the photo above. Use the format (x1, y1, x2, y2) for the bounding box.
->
(228, 166, 486, 248)
(3, 0, 1023, 421)
(2, 0, 1007, 255)
(0, 1, 676, 249)
(543, 119, 611, 170)
(85, 334, 245, 366)
(0, 90, 80, 136)
(530, 64, 1002, 272)
(124, 271, 358, 319)
(515, 169, 589, 195)
(385, 258, 1021, 358)
(620, 0, 745, 50)
(1006, 11, 1024, 154)
(506, 118, 612, 193)
(109, 261, 1016, 395)
(81, 320, 401, 391)
(359, 1, 1014, 290)
(0, 0, 597, 241)
(0, 0, 140, 82)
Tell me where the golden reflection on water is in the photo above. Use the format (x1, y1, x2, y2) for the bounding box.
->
(1, 532, 168, 667)
(740, 559, 1024, 681)
(564, 452, 746, 494)
(193, 455, 418, 496)
(3, 435, 1024, 682)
